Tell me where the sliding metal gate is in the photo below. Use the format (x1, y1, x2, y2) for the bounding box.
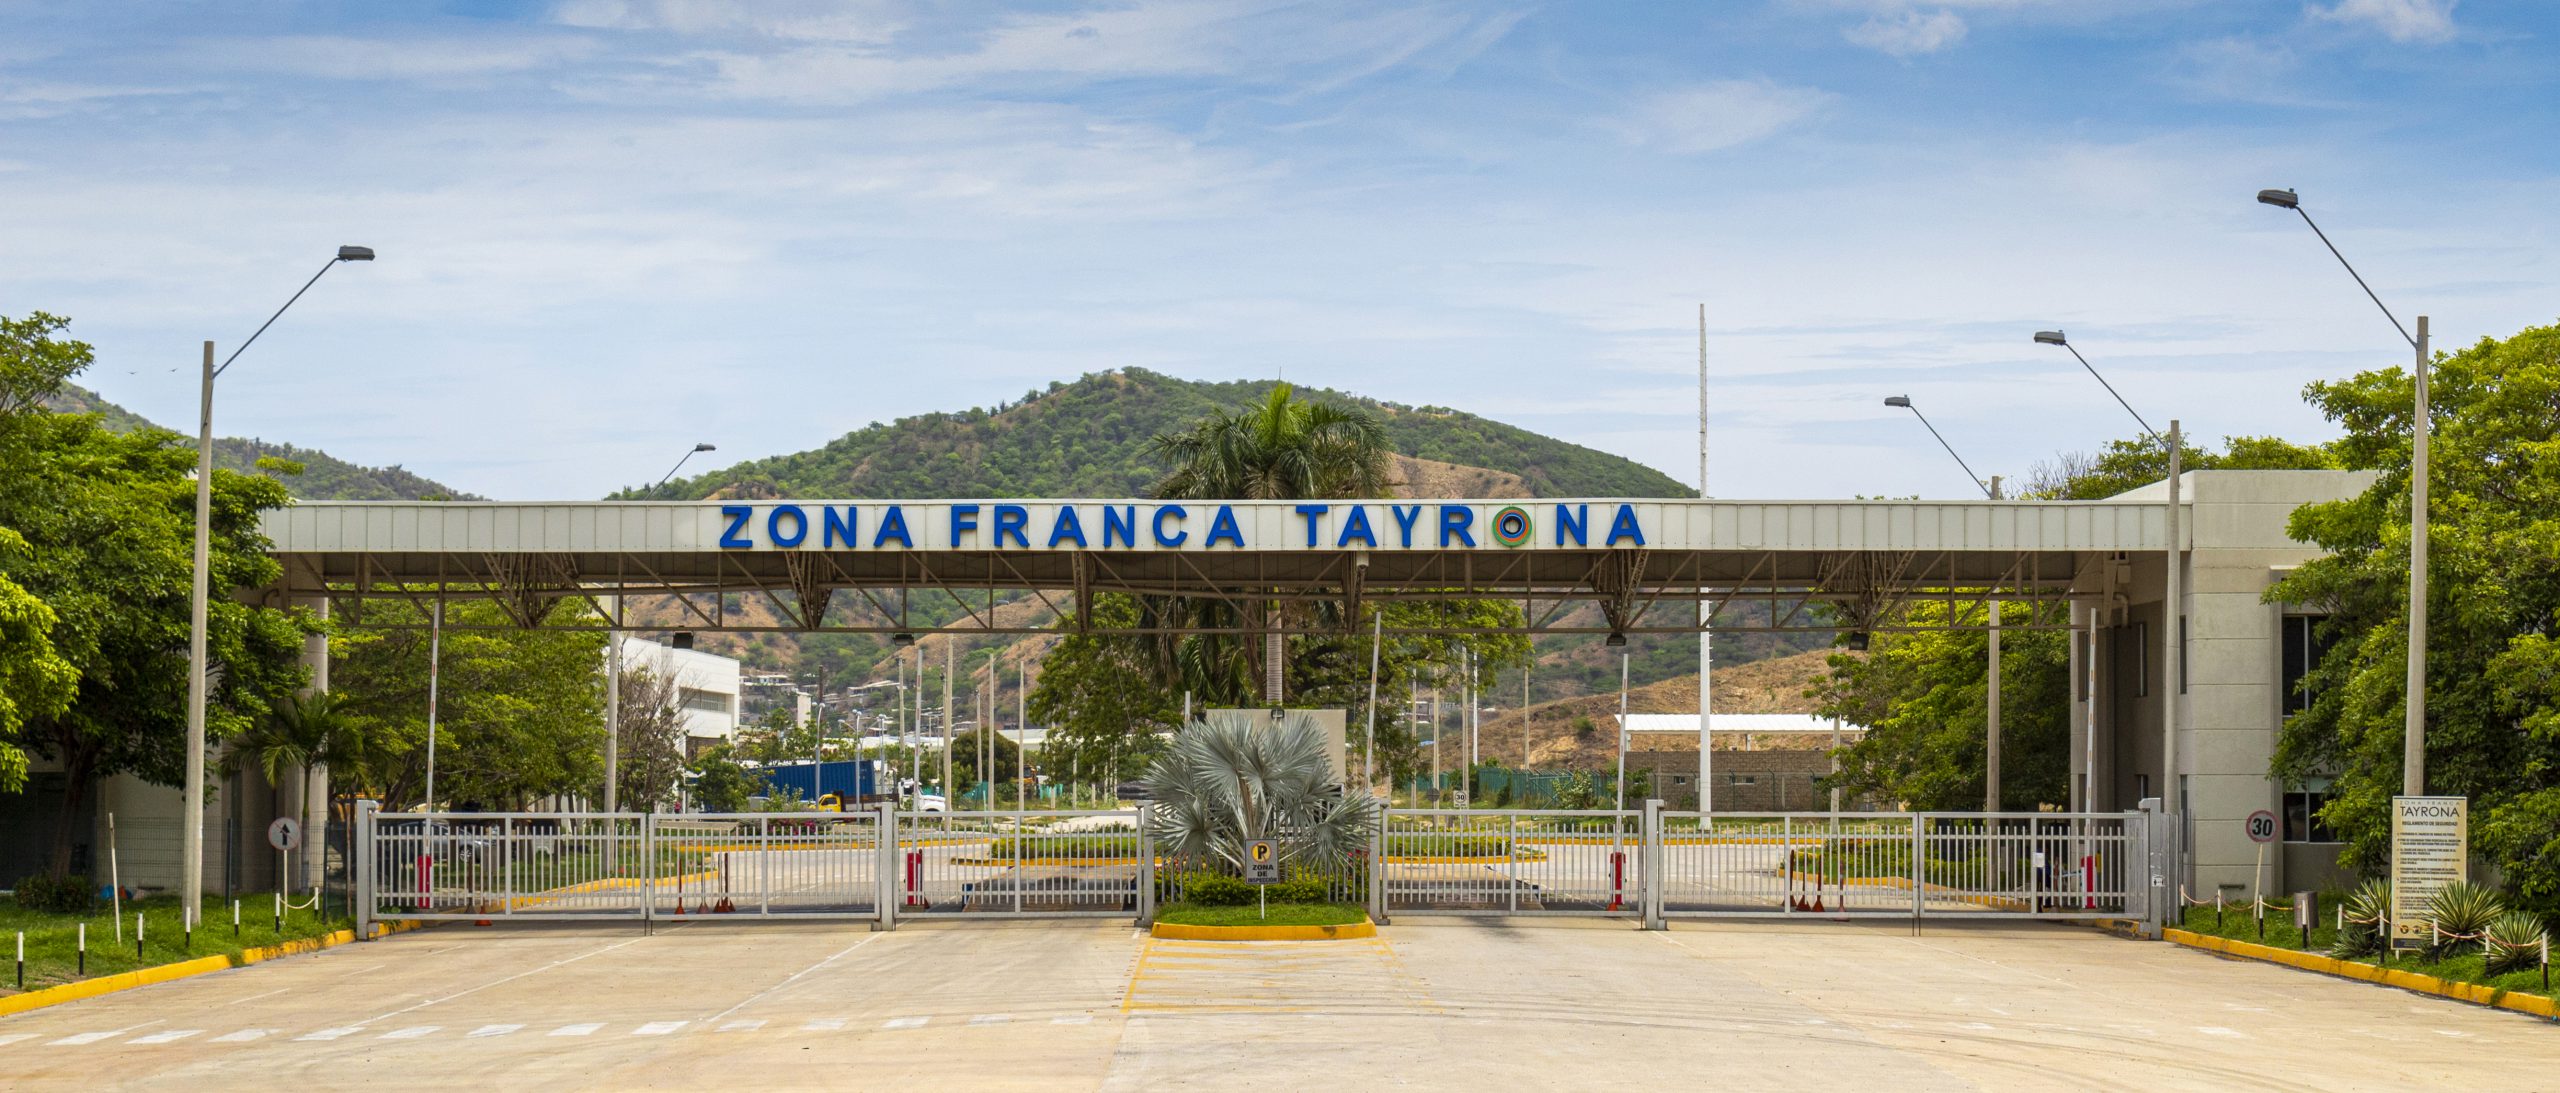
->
(358, 802, 2153, 935)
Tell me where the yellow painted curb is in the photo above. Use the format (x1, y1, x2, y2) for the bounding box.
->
(2166, 928, 2559, 1020)
(0, 919, 419, 1019)
(1150, 918, 1376, 941)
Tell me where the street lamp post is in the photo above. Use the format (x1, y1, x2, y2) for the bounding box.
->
(604, 442, 720, 813)
(1884, 396, 2005, 811)
(2032, 330, 2171, 817)
(184, 246, 374, 907)
(2258, 187, 2430, 797)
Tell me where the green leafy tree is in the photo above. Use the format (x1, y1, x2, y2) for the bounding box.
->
(0, 529, 76, 793)
(610, 662, 688, 811)
(688, 745, 757, 812)
(327, 598, 607, 809)
(0, 312, 315, 874)
(1143, 712, 1380, 873)
(1819, 431, 2334, 814)
(1812, 601, 2068, 810)
(2269, 320, 2560, 916)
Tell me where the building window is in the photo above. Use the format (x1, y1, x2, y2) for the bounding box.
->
(2284, 788, 2338, 843)
(2280, 615, 2331, 717)
(1726, 774, 1757, 786)
(679, 688, 732, 715)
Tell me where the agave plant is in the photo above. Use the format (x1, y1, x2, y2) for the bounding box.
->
(2425, 881, 2506, 958)
(2484, 910, 2551, 976)
(2330, 877, 2392, 959)
(1141, 711, 1380, 874)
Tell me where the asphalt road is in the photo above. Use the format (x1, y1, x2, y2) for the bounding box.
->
(2, 917, 2551, 1090)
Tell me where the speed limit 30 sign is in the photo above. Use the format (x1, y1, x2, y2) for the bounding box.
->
(2245, 809, 2279, 845)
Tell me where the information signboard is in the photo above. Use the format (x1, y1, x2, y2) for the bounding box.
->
(2390, 796, 2467, 949)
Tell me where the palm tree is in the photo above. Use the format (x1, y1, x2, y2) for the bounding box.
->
(1142, 711, 1379, 873)
(1145, 383, 1395, 704)
(225, 691, 361, 884)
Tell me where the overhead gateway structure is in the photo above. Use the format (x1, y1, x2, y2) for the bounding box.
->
(252, 471, 2370, 902)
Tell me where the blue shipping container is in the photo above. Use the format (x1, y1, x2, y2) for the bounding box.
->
(757, 760, 882, 805)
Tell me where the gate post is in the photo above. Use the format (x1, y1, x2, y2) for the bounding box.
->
(1135, 802, 1156, 926)
(354, 799, 377, 940)
(1641, 799, 1665, 930)
(1910, 814, 1926, 924)
(1370, 804, 1390, 925)
(876, 801, 898, 932)
(2135, 801, 2165, 939)
(640, 812, 657, 927)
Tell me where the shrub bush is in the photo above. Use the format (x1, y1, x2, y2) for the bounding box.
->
(13, 873, 93, 913)
(1271, 874, 1329, 904)
(2426, 880, 2504, 958)
(2330, 878, 2391, 959)
(1180, 871, 1254, 906)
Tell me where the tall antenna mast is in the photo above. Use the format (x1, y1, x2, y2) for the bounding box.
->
(1698, 304, 1715, 815)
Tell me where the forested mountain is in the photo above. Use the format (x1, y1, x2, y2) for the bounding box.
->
(625, 368, 1689, 501)
(41, 383, 479, 501)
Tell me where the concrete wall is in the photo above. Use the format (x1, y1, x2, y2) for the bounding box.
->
(2093, 470, 2374, 900)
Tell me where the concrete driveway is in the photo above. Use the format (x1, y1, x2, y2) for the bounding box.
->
(2, 917, 2550, 1090)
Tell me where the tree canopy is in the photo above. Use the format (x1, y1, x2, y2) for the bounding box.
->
(2270, 320, 2560, 916)
(1, 312, 316, 874)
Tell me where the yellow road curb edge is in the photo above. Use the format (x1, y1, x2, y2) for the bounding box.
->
(0, 919, 422, 1019)
(2165, 928, 2558, 1020)
(1150, 918, 1377, 941)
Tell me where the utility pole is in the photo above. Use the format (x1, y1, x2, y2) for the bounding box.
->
(2163, 421, 2184, 822)
(1986, 475, 2004, 814)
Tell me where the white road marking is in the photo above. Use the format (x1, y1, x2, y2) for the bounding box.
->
(466, 1025, 522, 1038)
(2196, 1027, 2244, 1038)
(703, 933, 883, 1022)
(634, 1021, 688, 1036)
(297, 1027, 364, 1042)
(1051, 1014, 1092, 1025)
(550, 1023, 603, 1037)
(380, 1026, 440, 1040)
(802, 1018, 847, 1031)
(128, 1030, 203, 1045)
(0, 1033, 38, 1047)
(1960, 1022, 1995, 1031)
(356, 936, 650, 1027)
(969, 1014, 1012, 1026)
(884, 1017, 927, 1030)
(717, 1019, 766, 1032)
(50, 1032, 119, 1046)
(211, 1030, 276, 1043)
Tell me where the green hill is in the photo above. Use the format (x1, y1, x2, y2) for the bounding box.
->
(626, 368, 1690, 501)
(41, 384, 479, 501)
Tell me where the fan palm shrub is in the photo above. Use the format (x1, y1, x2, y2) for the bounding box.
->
(2484, 910, 2550, 976)
(2424, 881, 2506, 958)
(1142, 711, 1379, 883)
(2330, 877, 2392, 959)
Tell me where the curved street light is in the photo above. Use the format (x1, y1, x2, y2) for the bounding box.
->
(2031, 330, 2162, 446)
(185, 246, 376, 907)
(2259, 186, 2431, 798)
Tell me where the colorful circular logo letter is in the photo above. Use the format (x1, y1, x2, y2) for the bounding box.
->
(1492, 505, 1532, 548)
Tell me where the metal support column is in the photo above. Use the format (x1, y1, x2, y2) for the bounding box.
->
(876, 801, 898, 931)
(1641, 799, 1666, 930)
(1135, 802, 1156, 926)
(354, 799, 377, 939)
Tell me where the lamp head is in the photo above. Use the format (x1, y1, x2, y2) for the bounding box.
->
(2256, 188, 2299, 210)
(2033, 330, 2067, 346)
(336, 245, 375, 262)
(1604, 631, 1627, 647)
(693, 442, 717, 452)
(1883, 395, 1912, 409)
(891, 632, 916, 647)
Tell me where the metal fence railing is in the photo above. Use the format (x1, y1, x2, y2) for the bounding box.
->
(357, 802, 2155, 934)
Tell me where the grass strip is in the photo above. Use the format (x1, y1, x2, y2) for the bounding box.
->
(0, 895, 350, 995)
(1154, 901, 1368, 927)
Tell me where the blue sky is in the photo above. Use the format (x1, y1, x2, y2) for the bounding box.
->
(3, 0, 2552, 499)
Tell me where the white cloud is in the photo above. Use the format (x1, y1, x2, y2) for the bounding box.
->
(2307, 0, 2457, 44)
(1618, 80, 1832, 155)
(2166, 36, 2320, 105)
(199, 34, 601, 80)
(1843, 9, 1969, 56)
